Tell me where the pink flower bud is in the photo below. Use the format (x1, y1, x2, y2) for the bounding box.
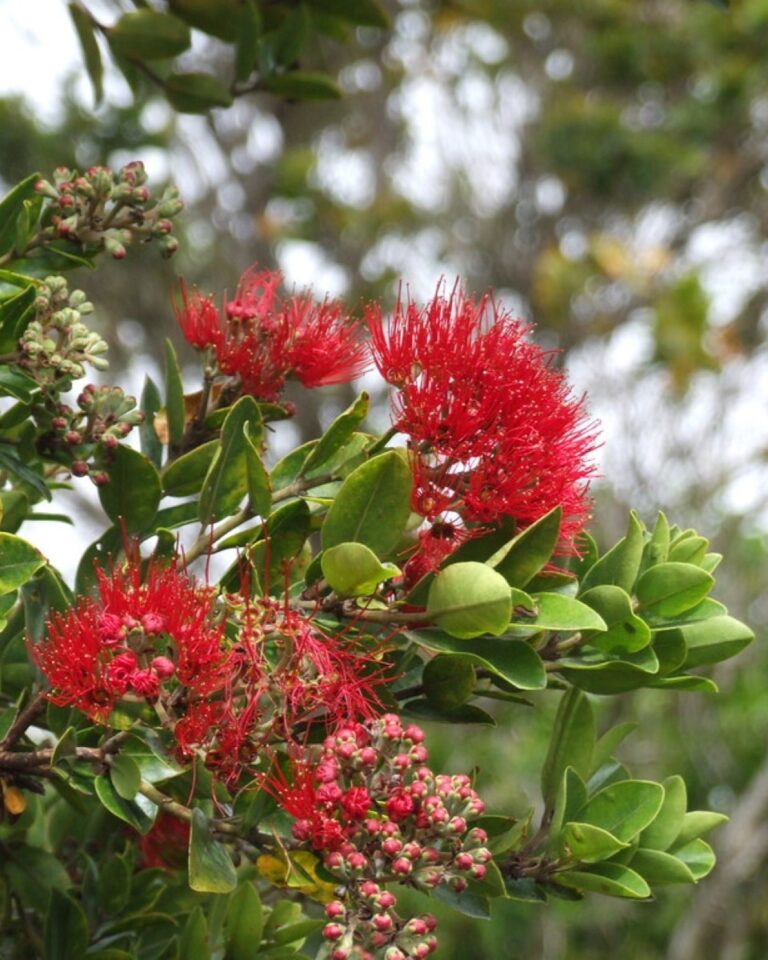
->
(378, 891, 396, 909)
(392, 857, 412, 876)
(404, 724, 425, 743)
(360, 880, 380, 897)
(141, 612, 165, 634)
(373, 913, 393, 932)
(151, 656, 175, 678)
(381, 837, 403, 857)
(323, 923, 344, 941)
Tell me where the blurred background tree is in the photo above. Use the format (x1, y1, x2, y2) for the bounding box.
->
(2, 0, 768, 956)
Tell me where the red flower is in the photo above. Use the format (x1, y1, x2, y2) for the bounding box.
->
(177, 266, 369, 401)
(173, 280, 222, 350)
(263, 760, 347, 851)
(31, 555, 225, 722)
(138, 812, 190, 871)
(402, 521, 469, 589)
(367, 284, 599, 548)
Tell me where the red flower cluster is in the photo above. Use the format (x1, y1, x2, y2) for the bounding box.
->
(175, 266, 369, 401)
(266, 716, 491, 960)
(31, 557, 225, 721)
(368, 285, 599, 549)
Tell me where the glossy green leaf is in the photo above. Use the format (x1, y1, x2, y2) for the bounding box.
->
(556, 862, 650, 899)
(551, 767, 589, 837)
(108, 10, 191, 59)
(0, 283, 35, 352)
(166, 72, 234, 112)
(423, 654, 476, 710)
(0, 533, 45, 595)
(180, 907, 211, 960)
(225, 882, 264, 960)
(431, 883, 492, 918)
(243, 422, 272, 517)
(680, 615, 754, 667)
(162, 439, 218, 497)
(301, 392, 369, 476)
(630, 847, 696, 884)
(640, 775, 687, 851)
(558, 648, 660, 694)
(44, 888, 89, 960)
(139, 375, 163, 468)
(321, 542, 399, 597)
(94, 774, 156, 834)
(674, 811, 728, 847)
(164, 339, 185, 449)
(636, 562, 714, 617)
(402, 698, 496, 725)
(577, 780, 664, 842)
(489, 506, 562, 587)
(579, 511, 645, 594)
(199, 396, 261, 522)
(427, 562, 512, 639)
(519, 592, 606, 632)
(579, 585, 650, 654)
(668, 838, 716, 880)
(68, 2, 103, 103)
(189, 807, 237, 893)
(0, 174, 39, 257)
(541, 689, 595, 809)
(407, 629, 546, 690)
(560, 822, 629, 863)
(98, 445, 162, 534)
(321, 451, 412, 557)
(110, 753, 141, 800)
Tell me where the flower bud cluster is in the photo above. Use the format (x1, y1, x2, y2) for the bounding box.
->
(271, 716, 492, 959)
(19, 275, 107, 380)
(38, 383, 144, 484)
(34, 162, 181, 259)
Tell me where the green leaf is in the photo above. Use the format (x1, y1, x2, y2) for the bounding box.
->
(555, 862, 650, 899)
(164, 339, 185, 449)
(558, 648, 661, 694)
(0, 533, 45, 595)
(139, 375, 163, 468)
(431, 883, 492, 918)
(110, 753, 141, 800)
(200, 396, 262, 522)
(165, 72, 234, 113)
(162, 439, 219, 497)
(579, 511, 645, 594)
(667, 838, 716, 880)
(180, 907, 211, 960)
(321, 542, 399, 597)
(225, 882, 264, 960)
(489, 506, 562, 587)
(189, 807, 237, 893)
(674, 811, 728, 847)
(407, 629, 546, 690)
(636, 562, 714, 618)
(649, 674, 718, 693)
(680, 615, 754, 668)
(0, 174, 39, 257)
(402, 699, 496, 725)
(321, 451, 413, 557)
(68, 2, 104, 103)
(669, 534, 709, 565)
(519, 593, 607, 632)
(243, 422, 272, 517)
(423, 655, 476, 710)
(263, 71, 342, 100)
(0, 447, 51, 500)
(97, 855, 131, 915)
(44, 888, 89, 960)
(591, 721, 637, 772)
(301, 392, 369, 477)
(240, 499, 311, 590)
(551, 767, 589, 837)
(541, 689, 596, 808)
(640, 775, 687, 851)
(94, 774, 156, 834)
(0, 283, 36, 352)
(4, 844, 70, 912)
(576, 780, 665, 842)
(0, 365, 40, 402)
(234, 0, 262, 82)
(560, 822, 629, 863)
(427, 562, 512, 639)
(630, 848, 696, 885)
(579, 585, 651, 655)
(108, 10, 191, 59)
(122, 733, 184, 784)
(642, 511, 670, 572)
(98, 445, 162, 534)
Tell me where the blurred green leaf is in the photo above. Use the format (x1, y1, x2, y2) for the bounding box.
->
(166, 72, 234, 113)
(68, 3, 104, 103)
(189, 808, 237, 893)
(107, 10, 191, 60)
(98, 444, 162, 534)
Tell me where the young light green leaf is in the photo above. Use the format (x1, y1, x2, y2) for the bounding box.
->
(636, 562, 715, 618)
(520, 593, 607, 632)
(579, 585, 650, 654)
(630, 848, 696, 884)
(321, 542, 399, 597)
(640, 775, 687, 851)
(0, 533, 45, 595)
(555, 862, 651, 899)
(560, 822, 629, 863)
(576, 780, 665, 842)
(487, 506, 562, 587)
(541, 689, 596, 809)
(189, 808, 237, 893)
(427, 562, 512, 639)
(579, 511, 645, 594)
